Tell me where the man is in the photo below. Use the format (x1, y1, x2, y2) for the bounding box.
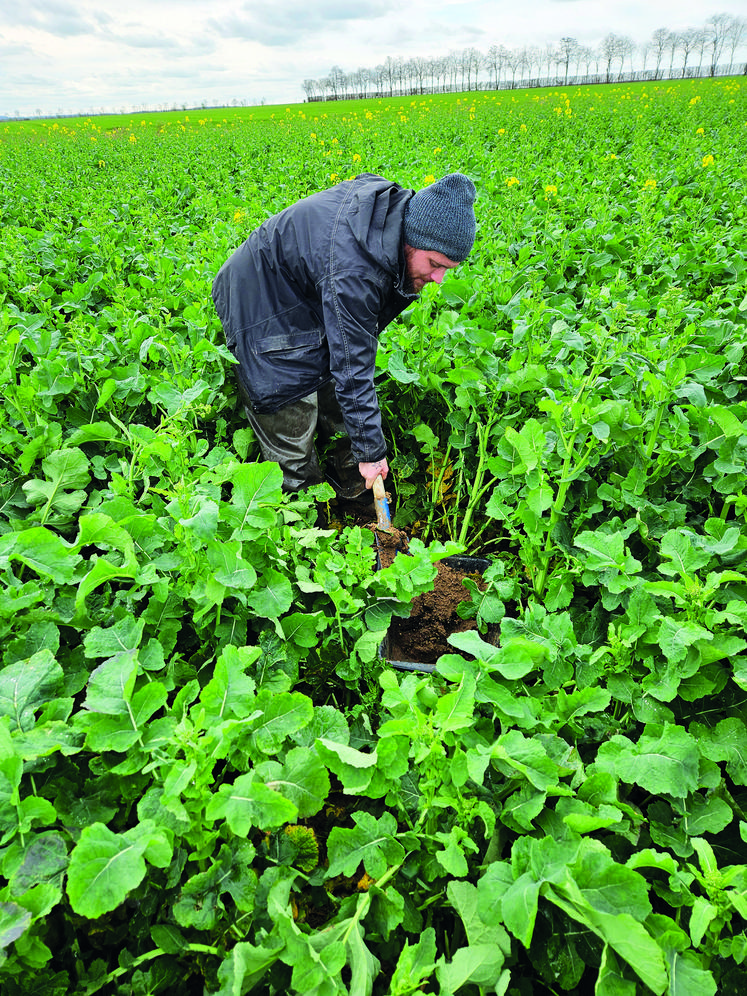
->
(212, 171, 476, 501)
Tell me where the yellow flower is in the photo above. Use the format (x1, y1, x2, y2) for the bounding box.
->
(519, 123, 527, 132)
(505, 176, 520, 187)
(423, 174, 435, 184)
(696, 127, 705, 135)
(433, 146, 442, 153)
(702, 154, 715, 167)
(129, 134, 136, 144)
(544, 184, 558, 197)
(330, 172, 340, 182)
(233, 209, 244, 223)
(643, 178, 657, 190)
(497, 128, 505, 135)
(352, 153, 361, 162)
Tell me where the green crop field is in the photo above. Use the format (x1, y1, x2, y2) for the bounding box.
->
(1, 76, 747, 995)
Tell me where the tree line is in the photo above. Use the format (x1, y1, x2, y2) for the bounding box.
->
(302, 13, 746, 101)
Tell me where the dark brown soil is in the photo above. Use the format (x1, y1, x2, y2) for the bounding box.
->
(373, 526, 409, 567)
(387, 560, 482, 665)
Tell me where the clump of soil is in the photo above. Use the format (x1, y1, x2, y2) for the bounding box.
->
(372, 526, 409, 568)
(387, 559, 482, 665)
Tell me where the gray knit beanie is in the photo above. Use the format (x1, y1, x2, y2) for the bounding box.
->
(403, 172, 476, 262)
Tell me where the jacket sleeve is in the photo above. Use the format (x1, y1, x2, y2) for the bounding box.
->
(321, 265, 389, 464)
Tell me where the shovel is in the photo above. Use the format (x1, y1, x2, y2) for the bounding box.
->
(372, 475, 408, 562)
(372, 475, 393, 531)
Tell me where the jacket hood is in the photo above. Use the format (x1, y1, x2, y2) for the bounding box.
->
(345, 173, 415, 277)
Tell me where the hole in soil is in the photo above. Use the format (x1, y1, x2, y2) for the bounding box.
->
(383, 556, 492, 668)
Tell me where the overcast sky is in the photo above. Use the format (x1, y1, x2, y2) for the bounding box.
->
(2, 1, 746, 117)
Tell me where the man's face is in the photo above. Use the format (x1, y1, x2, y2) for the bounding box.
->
(404, 245, 459, 294)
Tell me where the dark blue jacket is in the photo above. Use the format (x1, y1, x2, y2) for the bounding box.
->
(212, 173, 416, 463)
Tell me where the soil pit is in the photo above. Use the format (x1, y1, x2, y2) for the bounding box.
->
(384, 556, 489, 667)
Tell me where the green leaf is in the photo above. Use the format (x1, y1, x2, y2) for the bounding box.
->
(326, 811, 404, 878)
(605, 725, 700, 797)
(665, 949, 716, 996)
(657, 617, 712, 664)
(249, 691, 313, 755)
(0, 901, 31, 950)
(0, 650, 62, 732)
(316, 738, 378, 794)
(246, 568, 294, 617)
(212, 940, 284, 996)
(261, 747, 330, 818)
(66, 822, 150, 918)
(387, 927, 437, 996)
(228, 461, 283, 533)
(658, 530, 712, 578)
(596, 945, 637, 995)
(0, 527, 80, 583)
(206, 773, 297, 834)
(199, 645, 259, 723)
(82, 654, 138, 716)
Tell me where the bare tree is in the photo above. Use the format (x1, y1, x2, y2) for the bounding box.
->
(558, 37, 578, 82)
(666, 30, 680, 74)
(577, 44, 595, 76)
(601, 33, 620, 81)
(678, 28, 701, 77)
(724, 15, 747, 72)
(504, 47, 524, 86)
(706, 12, 732, 74)
(650, 27, 670, 79)
(485, 44, 505, 86)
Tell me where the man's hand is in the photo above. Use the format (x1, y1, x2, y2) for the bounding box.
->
(359, 459, 389, 489)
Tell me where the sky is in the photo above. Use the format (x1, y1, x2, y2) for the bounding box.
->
(1, 0, 746, 118)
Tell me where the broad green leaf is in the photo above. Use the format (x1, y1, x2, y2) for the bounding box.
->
(0, 527, 80, 583)
(387, 926, 437, 996)
(249, 691, 313, 754)
(262, 747, 330, 818)
(658, 530, 712, 578)
(83, 614, 144, 662)
(436, 944, 506, 995)
(66, 822, 150, 918)
(316, 738, 378, 794)
(212, 939, 284, 996)
(326, 810, 404, 878)
(690, 717, 747, 785)
(504, 419, 545, 473)
(206, 772, 297, 834)
(547, 885, 668, 993)
(0, 901, 31, 950)
(435, 673, 476, 732)
(595, 945, 637, 995)
(665, 949, 716, 996)
(657, 616, 712, 664)
(180, 499, 219, 540)
(21, 448, 90, 516)
(82, 654, 138, 716)
(207, 539, 257, 588)
(246, 568, 294, 617)
(280, 611, 325, 648)
(490, 730, 559, 790)
(606, 725, 700, 797)
(229, 461, 283, 532)
(0, 650, 62, 732)
(199, 645, 260, 722)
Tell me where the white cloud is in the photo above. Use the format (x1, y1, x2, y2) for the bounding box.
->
(1, 0, 745, 116)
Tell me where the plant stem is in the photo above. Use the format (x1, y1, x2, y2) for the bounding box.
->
(84, 943, 221, 995)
